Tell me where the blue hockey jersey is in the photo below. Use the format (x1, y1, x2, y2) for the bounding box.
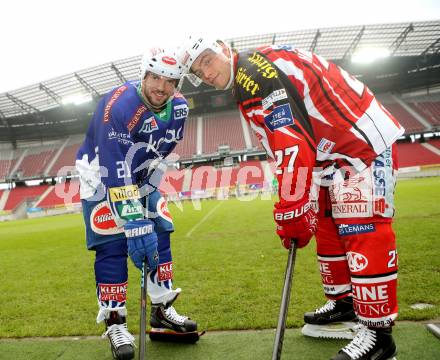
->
(76, 81, 188, 225)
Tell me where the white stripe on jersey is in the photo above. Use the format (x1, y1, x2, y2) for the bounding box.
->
(316, 151, 368, 173)
(351, 273, 398, 284)
(277, 126, 302, 140)
(248, 120, 274, 159)
(318, 255, 347, 261)
(354, 98, 405, 154)
(323, 283, 352, 295)
(273, 58, 332, 126)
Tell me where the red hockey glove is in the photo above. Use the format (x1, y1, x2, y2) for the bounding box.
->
(273, 200, 318, 249)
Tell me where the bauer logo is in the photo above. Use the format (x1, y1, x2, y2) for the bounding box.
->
(338, 223, 375, 236)
(158, 261, 173, 281)
(347, 252, 369, 272)
(264, 104, 294, 132)
(90, 202, 124, 235)
(317, 138, 336, 154)
(109, 185, 139, 202)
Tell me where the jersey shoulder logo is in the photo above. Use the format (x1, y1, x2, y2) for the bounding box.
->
(173, 104, 188, 120)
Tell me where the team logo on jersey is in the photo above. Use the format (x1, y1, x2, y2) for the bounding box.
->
(346, 252, 368, 272)
(90, 201, 124, 235)
(264, 103, 294, 132)
(158, 261, 173, 281)
(317, 138, 336, 154)
(162, 56, 177, 65)
(139, 116, 159, 134)
(173, 104, 188, 120)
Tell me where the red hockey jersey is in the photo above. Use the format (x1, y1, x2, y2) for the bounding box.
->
(233, 46, 404, 206)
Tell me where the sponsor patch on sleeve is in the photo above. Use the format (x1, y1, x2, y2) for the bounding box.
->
(262, 89, 288, 110)
(317, 138, 336, 154)
(264, 103, 294, 132)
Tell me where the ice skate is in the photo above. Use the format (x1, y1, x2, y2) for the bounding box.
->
(302, 297, 358, 339)
(330, 325, 397, 360)
(102, 310, 135, 360)
(149, 296, 200, 343)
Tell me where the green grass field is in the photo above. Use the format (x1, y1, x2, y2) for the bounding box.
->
(0, 177, 439, 359)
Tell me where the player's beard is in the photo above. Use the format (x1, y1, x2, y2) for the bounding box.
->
(142, 87, 173, 112)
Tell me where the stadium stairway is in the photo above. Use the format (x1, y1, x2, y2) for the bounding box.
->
(0, 190, 8, 211)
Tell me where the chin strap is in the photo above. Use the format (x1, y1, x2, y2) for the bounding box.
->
(220, 46, 235, 90)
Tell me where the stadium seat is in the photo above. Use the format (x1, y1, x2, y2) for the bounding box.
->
(396, 142, 440, 168)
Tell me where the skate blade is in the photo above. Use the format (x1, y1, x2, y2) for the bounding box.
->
(148, 328, 204, 343)
(301, 322, 358, 339)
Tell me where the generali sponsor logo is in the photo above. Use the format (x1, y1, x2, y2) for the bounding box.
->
(90, 202, 124, 235)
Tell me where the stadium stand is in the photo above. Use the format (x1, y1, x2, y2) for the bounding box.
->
(203, 111, 246, 153)
(0, 149, 25, 181)
(48, 136, 83, 177)
(384, 103, 427, 133)
(408, 100, 440, 127)
(428, 138, 440, 150)
(3, 184, 50, 211)
(17, 145, 57, 178)
(396, 142, 440, 168)
(36, 181, 80, 208)
(173, 116, 197, 160)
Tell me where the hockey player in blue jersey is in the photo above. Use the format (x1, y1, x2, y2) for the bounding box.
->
(76, 48, 197, 360)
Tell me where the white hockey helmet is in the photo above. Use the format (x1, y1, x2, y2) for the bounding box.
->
(177, 36, 231, 87)
(139, 47, 183, 81)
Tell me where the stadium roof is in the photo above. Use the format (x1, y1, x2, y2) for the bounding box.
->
(0, 20, 439, 125)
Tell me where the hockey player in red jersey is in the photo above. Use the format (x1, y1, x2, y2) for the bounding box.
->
(177, 37, 403, 360)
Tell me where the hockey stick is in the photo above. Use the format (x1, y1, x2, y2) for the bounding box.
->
(139, 259, 148, 359)
(272, 239, 297, 360)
